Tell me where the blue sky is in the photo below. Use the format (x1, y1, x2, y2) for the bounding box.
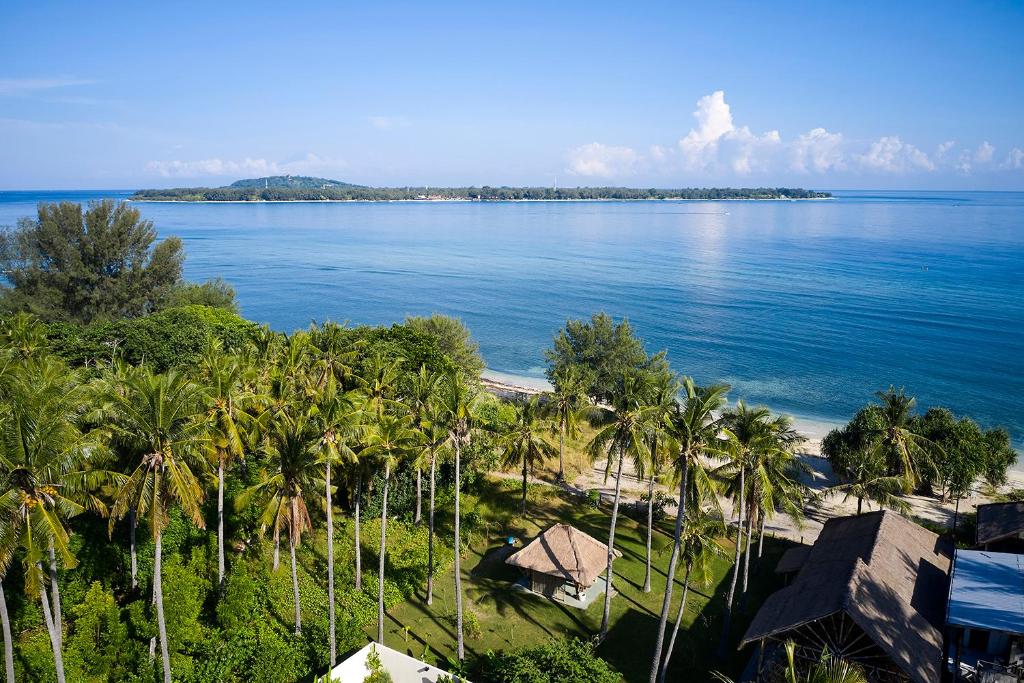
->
(1, 1, 1022, 190)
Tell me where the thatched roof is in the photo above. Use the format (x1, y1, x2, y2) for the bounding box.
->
(741, 511, 952, 683)
(774, 545, 811, 574)
(505, 524, 621, 587)
(976, 501, 1024, 546)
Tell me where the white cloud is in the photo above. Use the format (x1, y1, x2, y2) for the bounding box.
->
(791, 127, 846, 173)
(975, 141, 995, 163)
(1004, 148, 1024, 170)
(567, 142, 639, 177)
(858, 136, 934, 173)
(368, 116, 410, 130)
(0, 77, 95, 95)
(145, 153, 346, 178)
(935, 140, 956, 159)
(676, 90, 780, 174)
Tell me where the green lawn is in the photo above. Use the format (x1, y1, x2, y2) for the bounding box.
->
(369, 476, 791, 681)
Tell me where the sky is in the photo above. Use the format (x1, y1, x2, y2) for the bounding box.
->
(1, 0, 1022, 190)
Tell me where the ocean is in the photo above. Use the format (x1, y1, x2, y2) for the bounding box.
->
(1, 189, 1021, 447)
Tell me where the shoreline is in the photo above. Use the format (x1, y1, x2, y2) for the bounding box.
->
(127, 196, 835, 204)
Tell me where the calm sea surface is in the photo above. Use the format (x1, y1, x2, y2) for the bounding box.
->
(1, 190, 1022, 446)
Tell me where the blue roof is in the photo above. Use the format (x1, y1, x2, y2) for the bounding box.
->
(947, 550, 1024, 634)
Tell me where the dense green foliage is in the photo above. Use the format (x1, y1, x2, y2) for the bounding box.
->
(479, 638, 622, 682)
(404, 314, 484, 377)
(0, 200, 184, 323)
(131, 185, 831, 202)
(166, 277, 238, 313)
(228, 176, 365, 190)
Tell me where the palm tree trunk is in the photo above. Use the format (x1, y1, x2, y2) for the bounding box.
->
(37, 567, 66, 683)
(290, 502, 301, 635)
(648, 456, 688, 683)
(217, 456, 225, 590)
(272, 525, 280, 572)
(659, 564, 692, 683)
(377, 463, 391, 644)
(48, 541, 63, 650)
(326, 459, 336, 666)
(521, 457, 528, 514)
(741, 503, 754, 595)
(599, 446, 626, 640)
(427, 451, 436, 605)
(154, 528, 172, 683)
(718, 464, 745, 658)
(129, 507, 138, 590)
(757, 516, 766, 560)
(558, 421, 565, 481)
(0, 580, 14, 683)
(643, 471, 655, 593)
(455, 439, 465, 660)
(857, 496, 864, 515)
(415, 467, 422, 525)
(354, 472, 362, 591)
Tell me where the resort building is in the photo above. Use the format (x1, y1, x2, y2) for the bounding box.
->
(946, 549, 1024, 681)
(975, 502, 1024, 553)
(741, 510, 953, 683)
(328, 642, 464, 682)
(505, 523, 620, 608)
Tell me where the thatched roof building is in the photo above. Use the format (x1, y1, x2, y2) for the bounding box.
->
(774, 545, 811, 576)
(506, 523, 620, 593)
(741, 511, 953, 683)
(976, 501, 1024, 551)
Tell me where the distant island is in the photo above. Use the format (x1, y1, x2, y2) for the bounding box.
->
(131, 176, 832, 202)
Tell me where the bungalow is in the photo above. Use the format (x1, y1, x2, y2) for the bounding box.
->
(327, 642, 466, 683)
(976, 502, 1024, 553)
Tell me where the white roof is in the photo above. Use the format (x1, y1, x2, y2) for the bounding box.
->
(328, 642, 467, 683)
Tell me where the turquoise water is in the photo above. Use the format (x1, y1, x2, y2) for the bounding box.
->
(1, 190, 1022, 445)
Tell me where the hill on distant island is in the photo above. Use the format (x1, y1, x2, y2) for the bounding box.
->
(228, 175, 365, 190)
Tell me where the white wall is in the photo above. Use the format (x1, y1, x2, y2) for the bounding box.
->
(328, 642, 467, 683)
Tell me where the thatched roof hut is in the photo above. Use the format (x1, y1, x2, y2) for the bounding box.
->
(506, 523, 620, 592)
(741, 511, 953, 683)
(976, 501, 1024, 550)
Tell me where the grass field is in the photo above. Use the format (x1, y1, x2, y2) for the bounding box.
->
(369, 476, 791, 681)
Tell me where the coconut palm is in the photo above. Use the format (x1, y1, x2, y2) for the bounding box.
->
(499, 396, 556, 514)
(437, 369, 480, 661)
(106, 368, 209, 683)
(640, 371, 680, 593)
(866, 387, 941, 492)
(307, 321, 359, 392)
(648, 379, 729, 683)
(200, 342, 256, 590)
(310, 377, 363, 667)
(587, 372, 650, 640)
(420, 400, 448, 605)
(0, 576, 12, 683)
(357, 353, 403, 420)
(362, 413, 420, 644)
(238, 411, 321, 636)
(0, 358, 111, 683)
(408, 365, 442, 525)
(828, 446, 909, 515)
(659, 509, 726, 682)
(545, 364, 588, 481)
(712, 640, 868, 683)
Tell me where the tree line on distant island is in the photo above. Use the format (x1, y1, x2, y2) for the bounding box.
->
(131, 184, 832, 202)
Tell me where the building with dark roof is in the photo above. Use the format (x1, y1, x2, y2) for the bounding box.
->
(741, 511, 953, 683)
(976, 502, 1024, 553)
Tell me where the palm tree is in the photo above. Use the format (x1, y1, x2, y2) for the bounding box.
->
(828, 446, 909, 515)
(866, 387, 941, 492)
(545, 365, 588, 481)
(421, 400, 448, 605)
(587, 372, 650, 640)
(437, 369, 479, 661)
(310, 377, 362, 667)
(409, 365, 442, 525)
(239, 411, 321, 636)
(307, 321, 358, 392)
(0, 574, 13, 683)
(713, 641, 868, 683)
(648, 379, 729, 683)
(659, 510, 726, 682)
(640, 371, 679, 593)
(500, 396, 556, 514)
(0, 358, 110, 683)
(362, 413, 420, 644)
(201, 342, 254, 591)
(106, 368, 209, 683)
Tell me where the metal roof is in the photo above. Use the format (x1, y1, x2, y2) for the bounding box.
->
(947, 550, 1024, 635)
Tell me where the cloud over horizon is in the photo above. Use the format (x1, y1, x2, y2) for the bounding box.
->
(145, 153, 347, 179)
(567, 90, 1021, 182)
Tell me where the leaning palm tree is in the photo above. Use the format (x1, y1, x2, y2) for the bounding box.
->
(648, 379, 729, 683)
(200, 342, 256, 590)
(866, 387, 941, 492)
(238, 411, 321, 636)
(659, 509, 726, 682)
(106, 368, 209, 683)
(437, 369, 480, 661)
(362, 413, 420, 644)
(310, 377, 363, 667)
(0, 358, 111, 683)
(545, 364, 588, 481)
(500, 396, 557, 514)
(587, 372, 650, 640)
